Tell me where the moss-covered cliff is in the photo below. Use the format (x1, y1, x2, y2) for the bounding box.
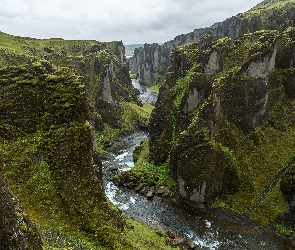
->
(0, 32, 147, 146)
(149, 27, 295, 235)
(0, 62, 126, 248)
(0, 33, 177, 249)
(130, 0, 295, 86)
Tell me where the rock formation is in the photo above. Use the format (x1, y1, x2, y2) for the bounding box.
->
(130, 0, 295, 86)
(0, 33, 153, 248)
(149, 28, 295, 227)
(0, 169, 42, 250)
(0, 62, 125, 247)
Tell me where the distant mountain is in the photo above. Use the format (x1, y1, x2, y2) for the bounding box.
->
(125, 44, 144, 57)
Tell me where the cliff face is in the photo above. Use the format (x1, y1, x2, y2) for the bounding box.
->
(149, 28, 295, 226)
(130, 0, 295, 86)
(0, 62, 125, 247)
(0, 36, 141, 139)
(129, 43, 171, 86)
(0, 32, 153, 248)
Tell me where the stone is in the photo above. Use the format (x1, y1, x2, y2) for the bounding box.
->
(135, 183, 149, 193)
(146, 186, 155, 199)
(188, 241, 195, 249)
(146, 190, 154, 199)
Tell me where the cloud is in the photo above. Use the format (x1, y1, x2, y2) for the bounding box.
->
(0, 0, 263, 44)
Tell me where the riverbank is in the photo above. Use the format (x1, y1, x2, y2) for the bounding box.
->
(102, 130, 295, 249)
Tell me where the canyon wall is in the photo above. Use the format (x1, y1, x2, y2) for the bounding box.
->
(0, 34, 146, 248)
(149, 28, 295, 227)
(130, 0, 295, 86)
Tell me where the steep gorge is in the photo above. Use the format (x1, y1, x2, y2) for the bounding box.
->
(2, 0, 295, 248)
(148, 27, 295, 233)
(0, 34, 175, 249)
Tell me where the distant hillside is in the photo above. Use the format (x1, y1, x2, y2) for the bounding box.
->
(125, 44, 144, 57)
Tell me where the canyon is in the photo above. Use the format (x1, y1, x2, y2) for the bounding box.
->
(1, 0, 295, 249)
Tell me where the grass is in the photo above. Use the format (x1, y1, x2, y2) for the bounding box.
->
(120, 102, 154, 131)
(212, 124, 295, 226)
(0, 130, 179, 249)
(41, 216, 180, 250)
(148, 84, 160, 94)
(116, 218, 179, 250)
(0, 30, 179, 249)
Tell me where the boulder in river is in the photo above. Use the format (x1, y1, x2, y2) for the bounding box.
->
(146, 186, 155, 199)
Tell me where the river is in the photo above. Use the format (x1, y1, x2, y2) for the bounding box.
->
(101, 80, 293, 249)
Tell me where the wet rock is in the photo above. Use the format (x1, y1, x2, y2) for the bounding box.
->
(188, 241, 195, 249)
(156, 186, 165, 195)
(166, 229, 177, 239)
(108, 166, 119, 172)
(172, 237, 186, 246)
(156, 186, 171, 197)
(135, 183, 149, 193)
(140, 186, 150, 195)
(146, 186, 155, 199)
(113, 175, 125, 186)
(146, 191, 154, 199)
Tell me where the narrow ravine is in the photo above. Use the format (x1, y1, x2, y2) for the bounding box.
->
(101, 80, 292, 249)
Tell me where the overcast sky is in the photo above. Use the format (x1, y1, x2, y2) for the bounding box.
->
(0, 0, 263, 45)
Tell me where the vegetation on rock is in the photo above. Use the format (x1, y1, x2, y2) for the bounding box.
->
(129, 0, 295, 87)
(0, 33, 178, 249)
(148, 27, 295, 238)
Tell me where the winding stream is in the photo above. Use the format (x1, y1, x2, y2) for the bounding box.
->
(132, 80, 158, 105)
(102, 80, 293, 249)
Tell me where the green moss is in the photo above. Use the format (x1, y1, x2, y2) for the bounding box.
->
(148, 84, 160, 94)
(150, 28, 295, 233)
(275, 223, 294, 237)
(0, 62, 128, 249)
(0, 32, 183, 249)
(117, 218, 179, 250)
(115, 138, 177, 192)
(120, 102, 154, 131)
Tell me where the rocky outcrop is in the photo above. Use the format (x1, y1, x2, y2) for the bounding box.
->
(130, 0, 295, 86)
(40, 40, 140, 133)
(0, 62, 125, 247)
(0, 36, 140, 136)
(129, 43, 170, 86)
(149, 28, 295, 226)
